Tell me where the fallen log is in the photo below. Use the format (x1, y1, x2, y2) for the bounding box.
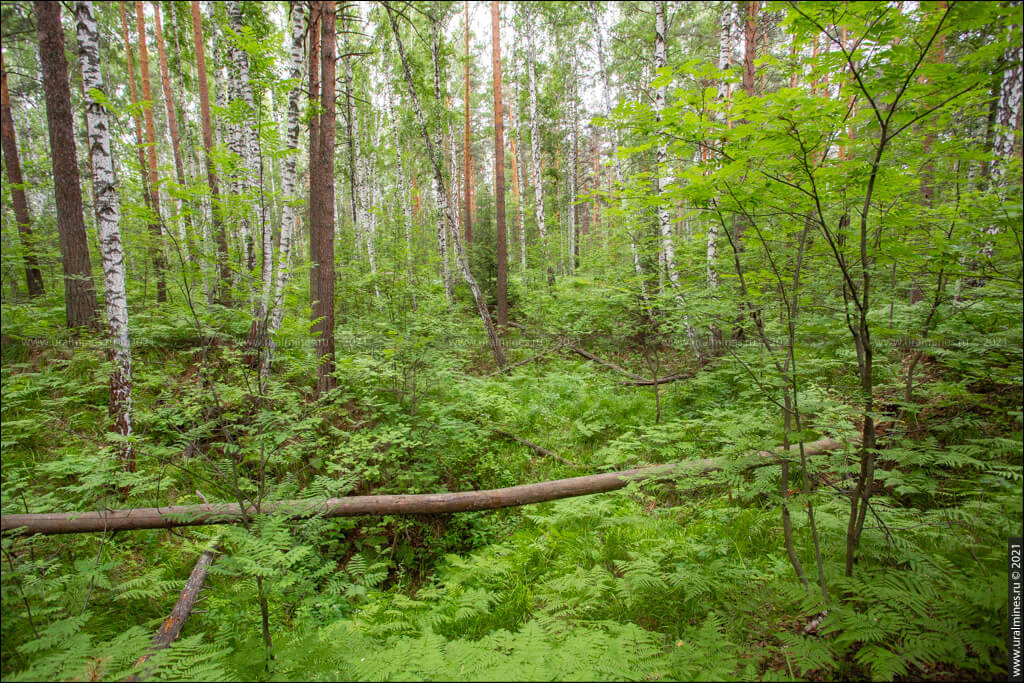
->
(128, 539, 220, 681)
(1, 437, 847, 536)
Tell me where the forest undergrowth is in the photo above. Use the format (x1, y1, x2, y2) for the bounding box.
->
(2, 272, 1019, 682)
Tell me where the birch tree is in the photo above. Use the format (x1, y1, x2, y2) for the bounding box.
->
(387, 2, 506, 368)
(262, 1, 306, 386)
(75, 0, 134, 470)
(524, 4, 547, 268)
(590, 1, 647, 302)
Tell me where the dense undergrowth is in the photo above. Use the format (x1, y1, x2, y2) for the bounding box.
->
(1, 272, 1021, 681)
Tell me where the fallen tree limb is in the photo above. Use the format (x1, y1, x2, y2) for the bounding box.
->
(128, 538, 220, 681)
(493, 429, 580, 467)
(1, 437, 847, 536)
(487, 341, 563, 376)
(564, 343, 648, 381)
(617, 371, 696, 386)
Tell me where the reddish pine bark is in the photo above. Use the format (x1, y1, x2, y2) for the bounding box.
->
(35, 1, 99, 330)
(189, 0, 230, 304)
(0, 52, 45, 298)
(135, 0, 168, 303)
(310, 1, 336, 396)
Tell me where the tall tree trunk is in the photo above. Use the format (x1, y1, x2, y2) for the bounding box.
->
(464, 0, 473, 247)
(653, 0, 700, 358)
(524, 5, 546, 267)
(443, 111, 458, 302)
(35, 0, 100, 330)
(992, 1, 1022, 180)
(117, 2, 150, 199)
(310, 1, 337, 396)
(342, 22, 360, 253)
(227, 0, 265, 303)
(261, 2, 306, 386)
(152, 1, 196, 269)
(567, 50, 578, 275)
(190, 0, 230, 305)
(0, 53, 45, 298)
(354, 99, 381, 299)
(134, 0, 168, 303)
(75, 0, 134, 471)
(307, 1, 321, 342)
(653, 1, 675, 288)
(742, 1, 757, 96)
(385, 70, 414, 295)
(492, 1, 508, 327)
(590, 1, 646, 302)
(388, 3, 506, 368)
(511, 69, 527, 276)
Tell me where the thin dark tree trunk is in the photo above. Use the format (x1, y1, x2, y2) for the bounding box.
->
(0, 53, 45, 298)
(190, 0, 230, 305)
(135, 0, 168, 303)
(492, 1, 508, 327)
(152, 1, 195, 264)
(35, 0, 99, 330)
(464, 0, 473, 246)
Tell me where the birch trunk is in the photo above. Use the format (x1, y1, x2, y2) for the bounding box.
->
(992, 2, 1022, 180)
(75, 0, 134, 470)
(385, 74, 414, 288)
(653, 0, 700, 358)
(261, 2, 306, 385)
(590, 2, 646, 301)
(389, 4, 506, 368)
(227, 0, 266, 306)
(524, 5, 547, 264)
(567, 50, 578, 276)
(443, 115, 458, 302)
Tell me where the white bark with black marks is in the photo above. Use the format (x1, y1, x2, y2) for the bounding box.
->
(75, 0, 133, 462)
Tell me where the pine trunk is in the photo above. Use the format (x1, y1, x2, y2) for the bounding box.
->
(0, 53, 45, 298)
(311, 1, 336, 396)
(190, 0, 230, 305)
(152, 1, 192, 259)
(35, 0, 100, 330)
(134, 0, 168, 304)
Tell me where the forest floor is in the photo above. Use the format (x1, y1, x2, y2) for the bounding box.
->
(1, 276, 1020, 681)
